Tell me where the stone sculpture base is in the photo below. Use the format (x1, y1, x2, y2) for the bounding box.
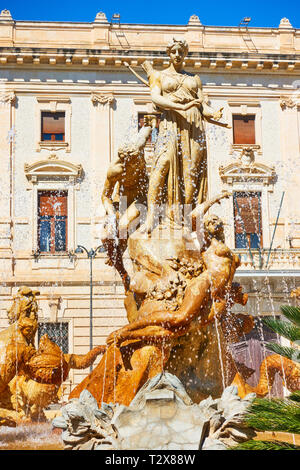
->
(53, 373, 256, 450)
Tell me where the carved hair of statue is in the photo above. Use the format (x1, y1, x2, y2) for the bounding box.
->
(7, 286, 40, 325)
(203, 214, 225, 243)
(166, 37, 189, 57)
(118, 142, 140, 159)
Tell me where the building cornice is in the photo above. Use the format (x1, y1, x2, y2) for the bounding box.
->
(0, 12, 299, 58)
(0, 48, 300, 74)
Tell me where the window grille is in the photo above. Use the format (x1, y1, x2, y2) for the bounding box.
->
(38, 322, 69, 354)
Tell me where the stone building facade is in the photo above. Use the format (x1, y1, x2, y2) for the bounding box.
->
(0, 9, 299, 395)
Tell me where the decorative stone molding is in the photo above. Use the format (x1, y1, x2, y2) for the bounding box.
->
(0, 92, 16, 106)
(91, 93, 114, 106)
(0, 9, 12, 21)
(219, 159, 276, 185)
(279, 18, 293, 29)
(36, 96, 70, 109)
(0, 48, 298, 73)
(188, 15, 202, 26)
(239, 147, 255, 166)
(48, 296, 62, 322)
(94, 12, 108, 24)
(24, 159, 83, 183)
(280, 96, 297, 110)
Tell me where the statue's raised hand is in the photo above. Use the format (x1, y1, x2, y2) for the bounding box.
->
(213, 107, 224, 121)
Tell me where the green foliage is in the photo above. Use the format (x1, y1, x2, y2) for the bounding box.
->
(264, 342, 300, 364)
(241, 304, 300, 450)
(244, 397, 300, 434)
(233, 440, 300, 451)
(280, 305, 300, 328)
(289, 391, 300, 402)
(263, 317, 300, 343)
(263, 305, 300, 363)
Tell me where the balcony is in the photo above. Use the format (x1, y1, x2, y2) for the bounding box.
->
(234, 249, 300, 271)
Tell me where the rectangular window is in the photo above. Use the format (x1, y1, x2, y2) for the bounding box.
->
(38, 322, 69, 354)
(41, 111, 65, 142)
(232, 114, 255, 144)
(138, 113, 161, 143)
(38, 190, 68, 253)
(233, 192, 262, 249)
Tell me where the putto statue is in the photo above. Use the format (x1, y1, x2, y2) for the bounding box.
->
(0, 287, 105, 426)
(69, 39, 255, 407)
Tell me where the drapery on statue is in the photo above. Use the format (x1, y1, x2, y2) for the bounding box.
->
(0, 287, 105, 426)
(126, 38, 229, 233)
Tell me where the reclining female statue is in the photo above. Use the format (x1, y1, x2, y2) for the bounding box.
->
(107, 195, 248, 348)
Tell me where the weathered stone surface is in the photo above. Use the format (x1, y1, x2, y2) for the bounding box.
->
(53, 372, 255, 450)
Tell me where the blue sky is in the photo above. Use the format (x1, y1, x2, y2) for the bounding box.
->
(2, 0, 300, 28)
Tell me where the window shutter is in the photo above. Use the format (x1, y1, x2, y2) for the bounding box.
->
(234, 192, 262, 248)
(233, 115, 255, 144)
(41, 112, 65, 141)
(38, 191, 67, 252)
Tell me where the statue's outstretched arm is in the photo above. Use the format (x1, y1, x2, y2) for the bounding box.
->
(191, 191, 232, 228)
(135, 125, 152, 150)
(64, 345, 106, 370)
(101, 161, 123, 217)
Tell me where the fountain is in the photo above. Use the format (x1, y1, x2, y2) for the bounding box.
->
(1, 37, 299, 451)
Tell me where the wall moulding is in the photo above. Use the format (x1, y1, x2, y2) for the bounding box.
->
(1, 47, 300, 74)
(219, 159, 276, 186)
(0, 91, 16, 105)
(24, 159, 83, 184)
(91, 93, 115, 106)
(279, 96, 298, 109)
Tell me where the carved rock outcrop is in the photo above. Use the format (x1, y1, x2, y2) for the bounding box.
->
(54, 373, 256, 450)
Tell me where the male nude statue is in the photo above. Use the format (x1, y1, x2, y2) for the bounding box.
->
(101, 115, 157, 289)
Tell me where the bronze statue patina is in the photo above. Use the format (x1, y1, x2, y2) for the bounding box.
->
(69, 39, 255, 407)
(140, 38, 224, 233)
(101, 115, 157, 290)
(0, 287, 105, 426)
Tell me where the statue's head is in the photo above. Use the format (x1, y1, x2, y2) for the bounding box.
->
(18, 316, 38, 343)
(7, 286, 40, 324)
(166, 38, 188, 67)
(203, 214, 225, 242)
(118, 143, 140, 161)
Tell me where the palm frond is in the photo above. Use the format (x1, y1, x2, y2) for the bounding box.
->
(280, 305, 300, 328)
(262, 317, 300, 342)
(264, 342, 300, 363)
(233, 440, 300, 451)
(244, 397, 300, 434)
(289, 391, 300, 403)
